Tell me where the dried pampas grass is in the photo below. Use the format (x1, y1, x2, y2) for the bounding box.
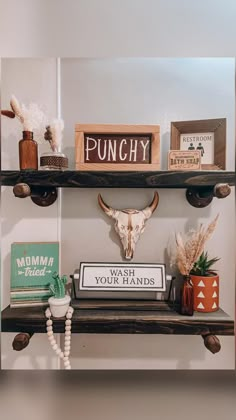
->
(174, 215, 219, 275)
(44, 118, 64, 152)
(9, 95, 47, 134)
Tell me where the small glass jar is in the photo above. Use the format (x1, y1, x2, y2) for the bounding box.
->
(19, 131, 38, 170)
(40, 152, 68, 170)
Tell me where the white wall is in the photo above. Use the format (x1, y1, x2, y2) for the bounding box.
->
(1, 58, 235, 369)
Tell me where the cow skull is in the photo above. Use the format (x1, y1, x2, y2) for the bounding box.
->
(98, 192, 159, 260)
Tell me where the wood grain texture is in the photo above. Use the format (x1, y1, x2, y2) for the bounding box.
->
(151, 133, 160, 165)
(1, 304, 234, 335)
(75, 131, 84, 166)
(75, 124, 160, 134)
(1, 170, 235, 189)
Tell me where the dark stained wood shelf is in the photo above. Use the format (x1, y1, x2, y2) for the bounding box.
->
(1, 303, 234, 335)
(1, 170, 235, 189)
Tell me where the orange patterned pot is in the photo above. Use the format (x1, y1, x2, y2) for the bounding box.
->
(190, 275, 219, 312)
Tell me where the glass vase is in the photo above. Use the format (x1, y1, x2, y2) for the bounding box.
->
(40, 152, 68, 170)
(180, 275, 194, 316)
(19, 131, 38, 170)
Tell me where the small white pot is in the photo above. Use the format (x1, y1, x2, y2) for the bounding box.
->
(48, 295, 71, 318)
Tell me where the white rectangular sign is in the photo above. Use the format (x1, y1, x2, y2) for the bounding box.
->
(180, 131, 214, 165)
(79, 263, 166, 291)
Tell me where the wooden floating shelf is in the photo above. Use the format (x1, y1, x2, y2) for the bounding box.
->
(1, 170, 235, 189)
(2, 302, 234, 336)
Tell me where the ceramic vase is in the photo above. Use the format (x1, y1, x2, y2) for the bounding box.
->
(48, 295, 71, 318)
(190, 274, 219, 312)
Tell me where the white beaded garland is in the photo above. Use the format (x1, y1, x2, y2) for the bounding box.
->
(45, 305, 73, 370)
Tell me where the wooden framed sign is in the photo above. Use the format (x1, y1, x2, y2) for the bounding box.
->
(10, 242, 59, 307)
(75, 124, 160, 170)
(168, 150, 201, 170)
(78, 262, 166, 292)
(171, 118, 226, 170)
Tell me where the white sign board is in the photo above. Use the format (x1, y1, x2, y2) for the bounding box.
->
(79, 263, 166, 291)
(180, 132, 214, 165)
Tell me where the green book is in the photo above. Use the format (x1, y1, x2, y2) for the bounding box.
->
(11, 242, 59, 306)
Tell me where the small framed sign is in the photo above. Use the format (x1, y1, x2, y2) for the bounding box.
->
(79, 262, 166, 292)
(168, 150, 201, 170)
(171, 118, 226, 170)
(75, 124, 160, 171)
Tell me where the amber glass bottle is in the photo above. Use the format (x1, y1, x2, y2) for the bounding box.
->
(19, 131, 38, 170)
(180, 275, 194, 316)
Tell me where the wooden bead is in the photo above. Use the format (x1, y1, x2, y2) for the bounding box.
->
(45, 308, 51, 318)
(52, 344, 58, 351)
(47, 331, 53, 337)
(46, 320, 53, 326)
(65, 320, 71, 326)
(59, 352, 64, 359)
(64, 345, 70, 351)
(64, 351, 70, 357)
(48, 336, 54, 342)
(46, 326, 53, 332)
(68, 307, 74, 314)
(56, 348, 61, 355)
(66, 313, 72, 319)
(64, 360, 70, 367)
(65, 331, 71, 336)
(63, 356, 69, 362)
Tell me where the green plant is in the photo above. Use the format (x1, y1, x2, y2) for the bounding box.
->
(190, 251, 220, 277)
(49, 272, 67, 298)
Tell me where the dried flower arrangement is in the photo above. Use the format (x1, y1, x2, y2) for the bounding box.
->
(173, 214, 219, 315)
(174, 214, 219, 276)
(44, 118, 64, 152)
(1, 95, 47, 135)
(41, 118, 68, 170)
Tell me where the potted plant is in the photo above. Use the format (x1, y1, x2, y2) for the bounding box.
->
(48, 272, 71, 318)
(174, 214, 219, 315)
(190, 251, 220, 313)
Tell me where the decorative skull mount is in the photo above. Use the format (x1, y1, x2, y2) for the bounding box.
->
(98, 192, 159, 260)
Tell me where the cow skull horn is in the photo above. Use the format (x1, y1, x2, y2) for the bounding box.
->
(142, 191, 159, 218)
(98, 194, 117, 218)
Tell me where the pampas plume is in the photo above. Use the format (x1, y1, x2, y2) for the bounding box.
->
(174, 215, 219, 276)
(10, 95, 24, 123)
(45, 118, 64, 152)
(8, 95, 47, 137)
